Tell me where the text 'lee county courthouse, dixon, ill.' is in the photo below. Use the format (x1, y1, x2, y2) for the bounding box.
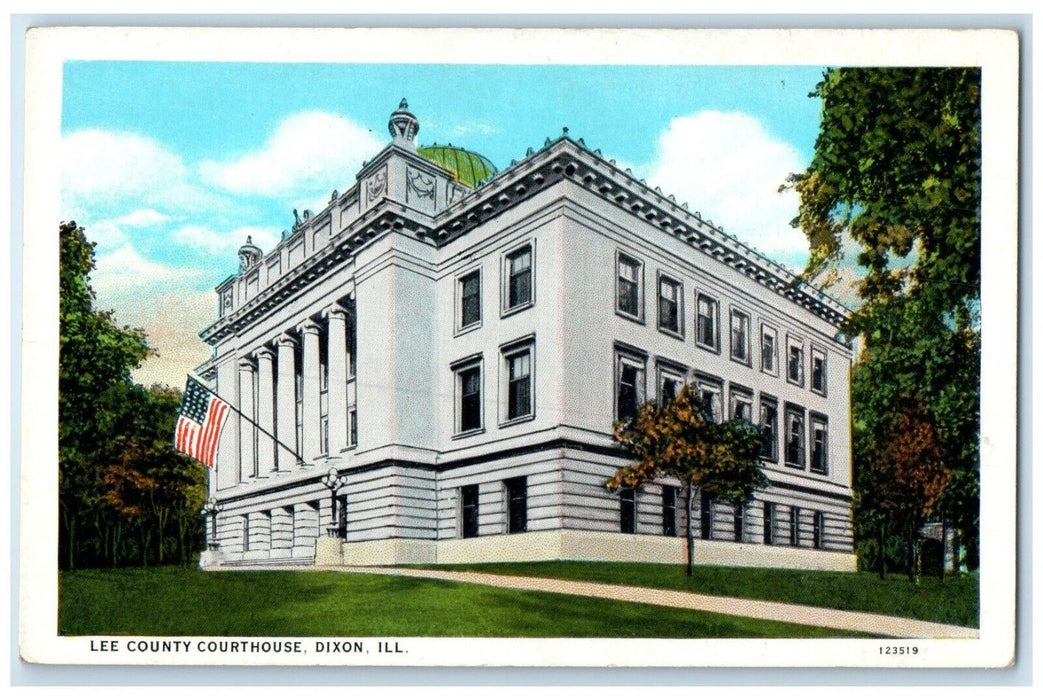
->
(197, 101, 857, 571)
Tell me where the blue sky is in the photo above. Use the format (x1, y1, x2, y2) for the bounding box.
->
(61, 62, 831, 388)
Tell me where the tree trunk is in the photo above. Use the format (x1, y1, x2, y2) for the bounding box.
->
(685, 483, 695, 577)
(906, 524, 916, 583)
(940, 520, 947, 580)
(878, 523, 886, 580)
(65, 516, 76, 571)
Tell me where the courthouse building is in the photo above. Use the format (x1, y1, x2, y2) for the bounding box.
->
(197, 100, 856, 570)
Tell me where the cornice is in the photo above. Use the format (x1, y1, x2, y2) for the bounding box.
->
(203, 134, 852, 346)
(421, 136, 850, 328)
(199, 201, 435, 344)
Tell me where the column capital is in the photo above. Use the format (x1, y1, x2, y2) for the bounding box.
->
(237, 357, 257, 371)
(255, 346, 276, 361)
(297, 319, 322, 336)
(323, 305, 350, 322)
(275, 333, 298, 348)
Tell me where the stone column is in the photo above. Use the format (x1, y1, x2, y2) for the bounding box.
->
(325, 307, 349, 454)
(255, 347, 275, 476)
(299, 320, 322, 462)
(238, 359, 256, 481)
(276, 334, 299, 471)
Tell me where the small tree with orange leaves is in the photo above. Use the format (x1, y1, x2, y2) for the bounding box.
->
(609, 384, 767, 577)
(883, 401, 952, 581)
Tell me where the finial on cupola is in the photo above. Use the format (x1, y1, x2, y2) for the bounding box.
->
(388, 98, 419, 150)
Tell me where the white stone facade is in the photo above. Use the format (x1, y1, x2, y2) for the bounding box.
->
(198, 102, 856, 570)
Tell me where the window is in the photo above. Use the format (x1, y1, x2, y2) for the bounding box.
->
(730, 309, 750, 364)
(617, 253, 643, 319)
(347, 321, 357, 378)
(454, 359, 483, 434)
(785, 404, 806, 468)
(730, 388, 753, 423)
(505, 350, 533, 421)
(733, 503, 744, 542)
(336, 494, 348, 540)
(662, 486, 678, 537)
(506, 477, 527, 534)
(657, 363, 686, 405)
(697, 377, 723, 423)
(811, 348, 827, 395)
(348, 407, 357, 447)
(504, 245, 533, 311)
(661, 376, 680, 404)
(700, 491, 714, 540)
(615, 351, 646, 421)
(813, 511, 825, 549)
(761, 325, 777, 374)
(242, 514, 250, 551)
(787, 340, 804, 386)
(811, 414, 829, 474)
(763, 502, 774, 545)
(461, 485, 479, 539)
(620, 488, 637, 534)
(790, 506, 800, 546)
(759, 397, 779, 462)
(458, 269, 481, 330)
(696, 294, 719, 351)
(658, 275, 682, 335)
(501, 337, 535, 425)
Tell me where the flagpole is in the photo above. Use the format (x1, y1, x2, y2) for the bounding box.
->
(189, 373, 305, 466)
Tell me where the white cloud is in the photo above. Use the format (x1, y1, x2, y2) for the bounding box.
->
(62, 129, 186, 200)
(78, 209, 172, 252)
(115, 209, 169, 227)
(448, 121, 496, 138)
(61, 129, 225, 218)
(92, 244, 202, 302)
(81, 219, 129, 249)
(639, 111, 809, 268)
(172, 224, 280, 255)
(199, 111, 382, 197)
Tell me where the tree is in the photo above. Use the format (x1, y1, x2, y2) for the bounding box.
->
(857, 398, 953, 580)
(59, 221, 152, 569)
(786, 68, 980, 311)
(788, 68, 981, 572)
(608, 385, 767, 577)
(59, 221, 207, 569)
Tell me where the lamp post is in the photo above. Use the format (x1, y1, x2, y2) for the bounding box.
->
(320, 466, 348, 539)
(200, 497, 223, 551)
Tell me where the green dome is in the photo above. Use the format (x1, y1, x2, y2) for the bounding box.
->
(418, 144, 498, 188)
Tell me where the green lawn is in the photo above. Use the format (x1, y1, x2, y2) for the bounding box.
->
(419, 561, 978, 628)
(59, 566, 866, 638)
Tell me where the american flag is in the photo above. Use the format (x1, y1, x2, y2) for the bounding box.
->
(174, 377, 230, 469)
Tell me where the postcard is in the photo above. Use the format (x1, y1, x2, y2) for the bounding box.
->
(18, 25, 1019, 669)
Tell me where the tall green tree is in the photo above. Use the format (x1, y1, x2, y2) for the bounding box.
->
(788, 68, 981, 572)
(608, 385, 767, 577)
(59, 221, 207, 569)
(59, 221, 152, 569)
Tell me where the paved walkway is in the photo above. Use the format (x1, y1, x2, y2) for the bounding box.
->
(308, 565, 978, 639)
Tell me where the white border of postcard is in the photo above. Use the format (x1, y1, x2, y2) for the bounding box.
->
(20, 26, 1019, 668)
